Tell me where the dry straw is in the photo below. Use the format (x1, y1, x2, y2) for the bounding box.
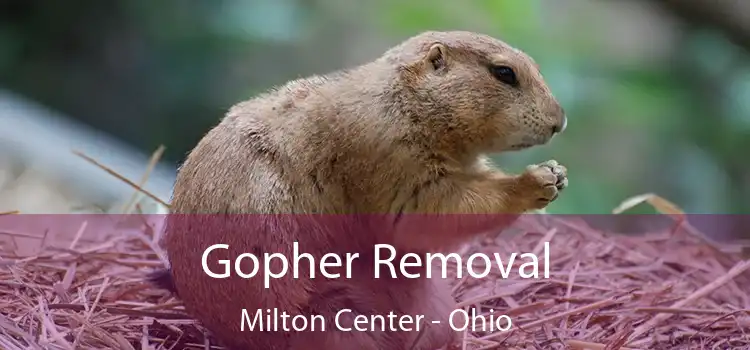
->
(1, 149, 749, 349)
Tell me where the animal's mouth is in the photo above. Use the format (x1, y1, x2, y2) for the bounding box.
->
(507, 134, 552, 151)
(507, 143, 534, 150)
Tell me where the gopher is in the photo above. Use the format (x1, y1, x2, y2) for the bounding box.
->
(153, 31, 568, 350)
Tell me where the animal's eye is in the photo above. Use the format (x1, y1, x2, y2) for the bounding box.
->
(489, 65, 518, 86)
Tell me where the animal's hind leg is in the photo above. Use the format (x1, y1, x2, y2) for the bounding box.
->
(393, 277, 462, 350)
(287, 279, 407, 350)
(288, 275, 461, 350)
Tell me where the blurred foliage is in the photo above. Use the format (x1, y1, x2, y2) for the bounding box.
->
(1, 0, 749, 215)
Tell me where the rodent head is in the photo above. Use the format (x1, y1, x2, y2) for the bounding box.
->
(381, 31, 567, 154)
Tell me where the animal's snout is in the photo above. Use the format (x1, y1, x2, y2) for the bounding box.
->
(549, 103, 566, 136)
(552, 114, 567, 135)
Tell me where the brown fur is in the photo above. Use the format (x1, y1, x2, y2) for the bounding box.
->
(157, 31, 568, 350)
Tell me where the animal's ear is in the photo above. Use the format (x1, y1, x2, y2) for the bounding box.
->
(423, 43, 448, 71)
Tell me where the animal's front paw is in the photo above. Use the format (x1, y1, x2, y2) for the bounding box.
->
(517, 160, 567, 210)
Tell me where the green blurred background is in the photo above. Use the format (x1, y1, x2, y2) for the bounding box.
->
(1, 0, 749, 215)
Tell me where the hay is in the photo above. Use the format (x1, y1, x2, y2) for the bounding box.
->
(0, 151, 749, 349)
(2, 212, 749, 350)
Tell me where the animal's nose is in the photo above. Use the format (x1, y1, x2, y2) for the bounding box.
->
(552, 114, 567, 135)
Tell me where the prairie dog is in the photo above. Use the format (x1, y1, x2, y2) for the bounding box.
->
(155, 31, 568, 350)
